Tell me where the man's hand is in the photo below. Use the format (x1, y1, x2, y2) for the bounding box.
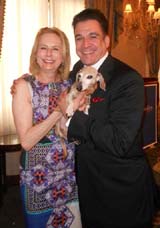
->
(10, 78, 23, 95)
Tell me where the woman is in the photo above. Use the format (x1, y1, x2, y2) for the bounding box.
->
(12, 27, 82, 228)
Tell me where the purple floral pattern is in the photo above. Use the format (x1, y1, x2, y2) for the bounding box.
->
(46, 206, 73, 228)
(20, 75, 78, 227)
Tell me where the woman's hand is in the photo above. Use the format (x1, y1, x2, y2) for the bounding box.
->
(57, 90, 68, 117)
(73, 91, 87, 112)
(58, 90, 88, 117)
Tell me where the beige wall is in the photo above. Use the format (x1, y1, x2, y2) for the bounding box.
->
(112, 33, 149, 77)
(111, 0, 156, 78)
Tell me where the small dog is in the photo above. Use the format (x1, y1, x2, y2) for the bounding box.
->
(55, 66, 106, 140)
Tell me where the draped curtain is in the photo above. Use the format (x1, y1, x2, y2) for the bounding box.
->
(85, 0, 107, 18)
(0, 0, 6, 57)
(146, 30, 160, 77)
(146, 0, 160, 77)
(0, 0, 49, 136)
(50, 0, 84, 69)
(85, 0, 123, 49)
(0, 0, 84, 136)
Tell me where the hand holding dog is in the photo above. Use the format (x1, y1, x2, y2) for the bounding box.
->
(58, 90, 87, 117)
(73, 91, 88, 112)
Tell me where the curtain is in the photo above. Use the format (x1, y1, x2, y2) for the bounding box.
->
(146, 0, 160, 78)
(0, 0, 50, 136)
(50, 0, 84, 69)
(0, 0, 6, 57)
(84, 0, 123, 49)
(85, 0, 107, 17)
(146, 31, 160, 78)
(0, 0, 84, 136)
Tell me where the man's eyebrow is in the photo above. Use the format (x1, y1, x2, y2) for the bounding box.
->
(75, 34, 82, 38)
(75, 32, 99, 38)
(90, 32, 99, 35)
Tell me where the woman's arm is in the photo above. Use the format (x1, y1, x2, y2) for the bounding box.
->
(12, 79, 62, 151)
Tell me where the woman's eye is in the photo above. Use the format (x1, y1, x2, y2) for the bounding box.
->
(40, 46, 47, 50)
(53, 48, 59, 51)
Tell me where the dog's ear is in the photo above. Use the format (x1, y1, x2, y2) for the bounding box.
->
(76, 72, 79, 81)
(96, 73, 106, 91)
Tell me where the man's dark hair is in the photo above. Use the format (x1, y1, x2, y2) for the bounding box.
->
(72, 8, 109, 35)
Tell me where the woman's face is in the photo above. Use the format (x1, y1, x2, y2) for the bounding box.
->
(36, 33, 63, 73)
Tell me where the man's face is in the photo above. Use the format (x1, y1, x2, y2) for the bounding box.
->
(74, 19, 110, 66)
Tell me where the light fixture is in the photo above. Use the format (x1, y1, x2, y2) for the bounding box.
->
(123, 0, 160, 39)
(154, 8, 160, 19)
(147, 4, 155, 13)
(146, 0, 155, 4)
(124, 4, 133, 13)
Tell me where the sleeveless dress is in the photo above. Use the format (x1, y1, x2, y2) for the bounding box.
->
(19, 75, 82, 228)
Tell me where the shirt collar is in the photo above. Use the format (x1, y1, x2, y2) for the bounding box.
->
(91, 52, 109, 70)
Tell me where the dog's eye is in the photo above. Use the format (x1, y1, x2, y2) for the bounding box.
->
(87, 75, 93, 79)
(77, 74, 81, 81)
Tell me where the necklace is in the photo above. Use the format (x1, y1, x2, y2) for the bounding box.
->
(48, 81, 61, 95)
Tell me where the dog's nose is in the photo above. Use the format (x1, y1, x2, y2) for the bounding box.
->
(76, 82, 82, 91)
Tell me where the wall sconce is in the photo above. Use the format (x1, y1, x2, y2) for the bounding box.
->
(123, 0, 160, 39)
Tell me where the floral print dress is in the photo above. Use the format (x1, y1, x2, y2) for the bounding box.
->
(19, 75, 82, 228)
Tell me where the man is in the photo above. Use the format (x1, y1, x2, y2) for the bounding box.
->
(65, 8, 157, 228)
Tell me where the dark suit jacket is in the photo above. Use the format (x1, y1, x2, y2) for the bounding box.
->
(68, 55, 156, 228)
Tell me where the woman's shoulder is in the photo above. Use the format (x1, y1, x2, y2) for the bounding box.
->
(15, 74, 34, 91)
(22, 73, 35, 82)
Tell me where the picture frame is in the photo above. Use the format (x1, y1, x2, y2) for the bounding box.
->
(143, 78, 158, 149)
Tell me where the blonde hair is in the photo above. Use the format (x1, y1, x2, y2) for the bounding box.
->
(29, 27, 70, 80)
